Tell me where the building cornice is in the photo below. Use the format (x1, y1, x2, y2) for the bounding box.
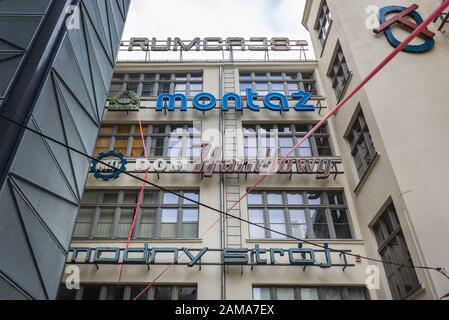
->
(302, 0, 312, 30)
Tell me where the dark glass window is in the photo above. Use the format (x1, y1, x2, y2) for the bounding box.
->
(239, 72, 318, 96)
(73, 190, 199, 240)
(242, 123, 332, 158)
(253, 286, 368, 300)
(315, 1, 333, 47)
(372, 202, 420, 299)
(328, 44, 350, 99)
(247, 190, 352, 240)
(346, 109, 377, 179)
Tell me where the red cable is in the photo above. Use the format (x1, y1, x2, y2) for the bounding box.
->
(118, 111, 150, 283)
(228, 0, 449, 212)
(131, 0, 449, 300)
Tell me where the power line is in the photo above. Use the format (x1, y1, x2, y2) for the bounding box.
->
(0, 112, 443, 274)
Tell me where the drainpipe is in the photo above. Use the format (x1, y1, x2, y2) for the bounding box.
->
(218, 64, 226, 300)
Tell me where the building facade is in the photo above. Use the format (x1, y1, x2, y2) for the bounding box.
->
(0, 0, 131, 299)
(59, 58, 374, 300)
(58, 0, 449, 301)
(302, 0, 449, 300)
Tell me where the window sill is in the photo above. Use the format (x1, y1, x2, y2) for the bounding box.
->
(401, 284, 424, 300)
(353, 153, 381, 195)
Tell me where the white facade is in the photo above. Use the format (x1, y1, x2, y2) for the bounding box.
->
(59, 0, 449, 300)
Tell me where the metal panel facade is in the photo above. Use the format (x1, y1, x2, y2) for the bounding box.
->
(0, 0, 131, 299)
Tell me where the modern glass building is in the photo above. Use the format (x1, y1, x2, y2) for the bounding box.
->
(0, 0, 131, 299)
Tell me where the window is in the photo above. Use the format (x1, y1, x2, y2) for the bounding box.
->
(315, 1, 332, 47)
(346, 109, 377, 179)
(239, 72, 318, 96)
(73, 190, 199, 239)
(328, 44, 350, 99)
(253, 286, 368, 300)
(93, 123, 201, 158)
(108, 72, 203, 97)
(372, 202, 420, 299)
(247, 191, 352, 240)
(58, 284, 197, 300)
(243, 124, 332, 159)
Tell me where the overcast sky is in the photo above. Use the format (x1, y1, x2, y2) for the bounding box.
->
(120, 0, 313, 60)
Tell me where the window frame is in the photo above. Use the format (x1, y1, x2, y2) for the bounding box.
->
(93, 123, 201, 159)
(345, 109, 377, 179)
(372, 202, 420, 300)
(73, 190, 200, 240)
(242, 123, 333, 159)
(247, 190, 354, 240)
(239, 71, 318, 97)
(252, 285, 369, 300)
(328, 44, 351, 100)
(109, 72, 204, 98)
(58, 284, 198, 300)
(314, 0, 333, 49)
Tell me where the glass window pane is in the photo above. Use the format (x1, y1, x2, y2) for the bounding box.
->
(321, 287, 343, 300)
(143, 192, 159, 204)
(248, 209, 264, 223)
(160, 224, 177, 238)
(123, 192, 138, 204)
(310, 209, 330, 238)
(140, 209, 156, 238)
(267, 193, 282, 204)
(74, 208, 94, 238)
(183, 192, 199, 205)
(268, 209, 285, 223)
(114, 138, 128, 155)
(117, 208, 134, 238)
(163, 192, 179, 204)
(161, 209, 178, 222)
(290, 210, 306, 224)
(182, 224, 198, 238)
(247, 193, 263, 205)
(130, 286, 148, 300)
(249, 224, 265, 238)
(347, 288, 367, 300)
(183, 209, 198, 222)
(291, 224, 308, 239)
(270, 224, 287, 239)
(253, 287, 271, 300)
(154, 287, 172, 300)
(328, 192, 344, 205)
(300, 288, 319, 300)
(96, 208, 115, 237)
(286, 193, 303, 205)
(306, 192, 323, 205)
(178, 287, 197, 300)
(276, 288, 295, 300)
(102, 192, 118, 204)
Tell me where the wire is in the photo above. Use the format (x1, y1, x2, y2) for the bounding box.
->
(117, 111, 150, 283)
(0, 112, 441, 272)
(1, 0, 448, 299)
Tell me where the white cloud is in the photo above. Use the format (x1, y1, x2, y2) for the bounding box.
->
(120, 0, 314, 60)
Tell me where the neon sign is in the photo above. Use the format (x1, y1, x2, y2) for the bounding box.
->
(67, 244, 355, 269)
(91, 150, 127, 181)
(122, 37, 307, 52)
(374, 4, 435, 53)
(156, 89, 315, 112)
